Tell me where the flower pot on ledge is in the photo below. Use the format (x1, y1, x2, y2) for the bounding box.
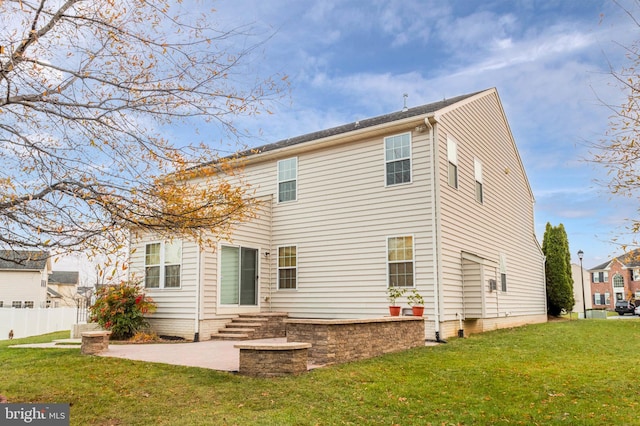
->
(411, 306, 424, 317)
(389, 306, 402, 316)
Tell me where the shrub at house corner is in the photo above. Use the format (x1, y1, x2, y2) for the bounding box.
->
(89, 282, 157, 340)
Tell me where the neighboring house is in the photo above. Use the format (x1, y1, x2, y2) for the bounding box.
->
(589, 249, 640, 309)
(47, 271, 80, 308)
(570, 263, 592, 317)
(0, 250, 51, 309)
(130, 88, 548, 341)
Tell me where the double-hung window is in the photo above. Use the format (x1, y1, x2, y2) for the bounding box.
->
(145, 240, 182, 289)
(278, 158, 297, 202)
(474, 157, 483, 203)
(385, 133, 411, 185)
(278, 246, 297, 289)
(387, 236, 414, 287)
(593, 293, 601, 305)
(447, 136, 458, 189)
(592, 271, 608, 283)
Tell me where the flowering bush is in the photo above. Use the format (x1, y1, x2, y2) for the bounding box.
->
(89, 281, 156, 340)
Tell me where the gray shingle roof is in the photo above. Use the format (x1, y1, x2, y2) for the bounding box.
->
(49, 271, 80, 285)
(589, 248, 640, 271)
(228, 90, 485, 160)
(0, 250, 49, 271)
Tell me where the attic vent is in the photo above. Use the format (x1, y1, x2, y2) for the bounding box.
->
(489, 279, 497, 291)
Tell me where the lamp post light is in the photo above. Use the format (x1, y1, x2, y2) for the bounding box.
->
(578, 250, 586, 319)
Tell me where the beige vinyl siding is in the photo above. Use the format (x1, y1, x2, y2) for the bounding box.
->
(129, 236, 199, 320)
(239, 128, 436, 318)
(435, 90, 546, 321)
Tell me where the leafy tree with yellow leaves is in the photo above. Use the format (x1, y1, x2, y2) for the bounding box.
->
(0, 0, 286, 259)
(592, 1, 640, 246)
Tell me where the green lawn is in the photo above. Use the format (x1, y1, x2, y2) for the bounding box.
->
(2, 319, 640, 425)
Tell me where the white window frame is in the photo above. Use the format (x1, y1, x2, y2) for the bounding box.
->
(277, 157, 298, 203)
(144, 240, 182, 289)
(592, 271, 608, 283)
(12, 301, 21, 308)
(613, 274, 624, 288)
(633, 269, 640, 281)
(277, 245, 298, 290)
(593, 293, 601, 305)
(387, 235, 415, 288)
(384, 132, 412, 186)
(474, 157, 483, 203)
(447, 136, 458, 189)
(499, 253, 507, 292)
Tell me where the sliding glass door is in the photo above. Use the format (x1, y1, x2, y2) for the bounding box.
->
(220, 246, 258, 306)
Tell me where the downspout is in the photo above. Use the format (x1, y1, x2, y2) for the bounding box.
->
(424, 116, 444, 342)
(268, 194, 273, 311)
(194, 239, 202, 342)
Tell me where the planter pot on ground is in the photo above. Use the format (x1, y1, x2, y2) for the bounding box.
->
(411, 306, 424, 317)
(389, 306, 401, 316)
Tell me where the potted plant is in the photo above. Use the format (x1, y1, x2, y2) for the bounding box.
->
(387, 287, 405, 316)
(407, 289, 425, 317)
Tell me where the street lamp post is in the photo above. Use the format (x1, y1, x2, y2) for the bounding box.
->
(578, 250, 586, 319)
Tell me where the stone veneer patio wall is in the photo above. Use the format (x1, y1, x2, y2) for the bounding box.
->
(285, 316, 425, 366)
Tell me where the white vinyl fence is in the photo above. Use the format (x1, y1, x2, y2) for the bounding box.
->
(0, 307, 77, 341)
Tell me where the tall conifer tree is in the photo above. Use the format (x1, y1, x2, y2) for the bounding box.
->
(542, 223, 575, 316)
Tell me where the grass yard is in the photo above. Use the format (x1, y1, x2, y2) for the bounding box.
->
(2, 319, 640, 425)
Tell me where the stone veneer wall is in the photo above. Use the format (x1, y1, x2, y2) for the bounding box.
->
(235, 342, 312, 377)
(244, 312, 288, 339)
(285, 317, 424, 365)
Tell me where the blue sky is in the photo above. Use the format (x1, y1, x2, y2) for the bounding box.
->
(187, 0, 637, 270)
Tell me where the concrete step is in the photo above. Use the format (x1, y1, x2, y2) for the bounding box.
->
(235, 318, 269, 323)
(210, 332, 250, 340)
(226, 322, 264, 328)
(218, 328, 255, 334)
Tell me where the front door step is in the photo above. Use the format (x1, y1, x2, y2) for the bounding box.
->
(211, 313, 287, 341)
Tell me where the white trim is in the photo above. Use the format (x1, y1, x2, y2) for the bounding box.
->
(474, 157, 483, 183)
(277, 157, 298, 203)
(276, 244, 298, 290)
(447, 136, 458, 189)
(384, 132, 413, 187)
(386, 235, 415, 288)
(218, 243, 260, 306)
(143, 240, 183, 290)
